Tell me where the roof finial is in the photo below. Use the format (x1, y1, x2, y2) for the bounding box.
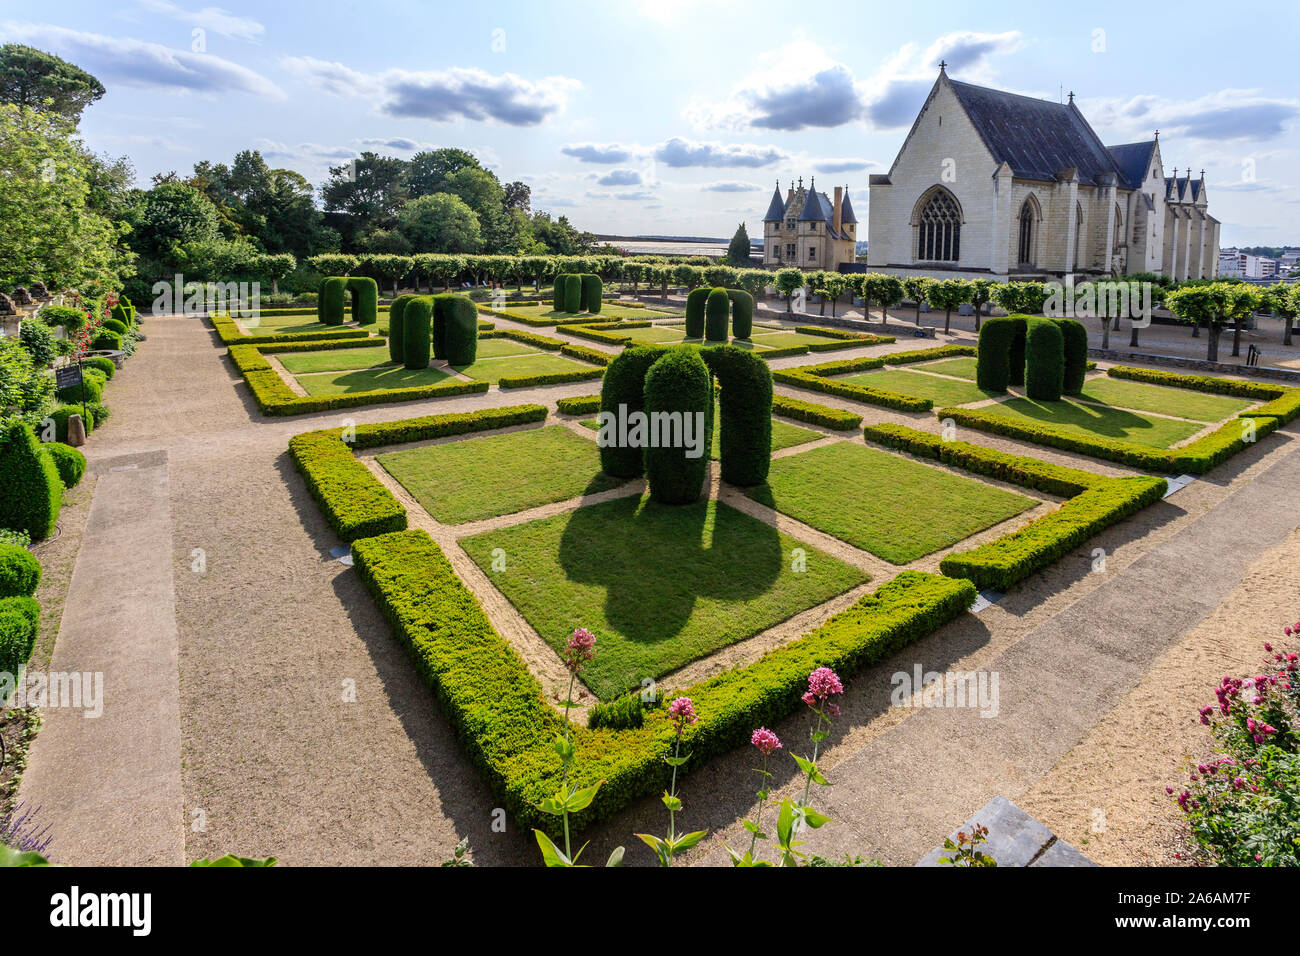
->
(810, 175, 815, 191)
(1154, 129, 1159, 141)
(939, 59, 947, 73)
(798, 176, 803, 189)
(1200, 168, 1205, 179)
(1067, 90, 1074, 104)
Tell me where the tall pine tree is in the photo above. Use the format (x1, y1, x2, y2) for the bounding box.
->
(726, 223, 751, 267)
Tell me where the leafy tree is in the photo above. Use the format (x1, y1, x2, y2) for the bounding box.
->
(1165, 283, 1258, 362)
(813, 272, 848, 318)
(397, 193, 481, 254)
(0, 103, 127, 293)
(927, 278, 970, 334)
(726, 223, 752, 267)
(407, 148, 481, 198)
(529, 211, 596, 255)
(775, 267, 805, 313)
(0, 45, 105, 120)
(321, 151, 408, 239)
(903, 276, 934, 325)
(967, 278, 995, 331)
(256, 252, 296, 296)
(1259, 284, 1296, 348)
(503, 180, 531, 213)
(134, 181, 220, 259)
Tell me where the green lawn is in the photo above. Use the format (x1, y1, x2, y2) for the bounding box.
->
(461, 495, 868, 699)
(1077, 377, 1254, 422)
(279, 344, 394, 374)
(917, 356, 979, 380)
(748, 331, 838, 348)
(453, 351, 596, 383)
(378, 425, 623, 524)
(837, 368, 999, 406)
(579, 405, 822, 460)
(295, 364, 454, 395)
(978, 396, 1204, 447)
(746, 442, 1036, 563)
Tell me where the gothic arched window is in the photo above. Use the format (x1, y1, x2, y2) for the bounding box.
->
(917, 190, 961, 262)
(1018, 200, 1036, 266)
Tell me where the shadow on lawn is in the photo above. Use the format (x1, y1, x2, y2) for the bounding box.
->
(555, 478, 783, 647)
(997, 396, 1167, 440)
(319, 363, 450, 393)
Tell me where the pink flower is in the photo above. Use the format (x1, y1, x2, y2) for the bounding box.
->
(564, 627, 595, 672)
(807, 666, 844, 700)
(667, 696, 697, 732)
(751, 727, 782, 756)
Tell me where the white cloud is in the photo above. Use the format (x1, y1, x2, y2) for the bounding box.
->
(281, 56, 579, 126)
(0, 21, 283, 98)
(136, 1, 265, 42)
(686, 32, 1023, 132)
(655, 137, 787, 168)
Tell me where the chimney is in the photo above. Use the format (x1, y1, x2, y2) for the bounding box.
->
(786, 186, 794, 204)
(833, 186, 843, 233)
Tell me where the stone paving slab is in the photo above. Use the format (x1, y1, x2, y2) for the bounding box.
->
(16, 453, 185, 866)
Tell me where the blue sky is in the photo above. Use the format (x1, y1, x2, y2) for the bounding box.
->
(3, 0, 1298, 245)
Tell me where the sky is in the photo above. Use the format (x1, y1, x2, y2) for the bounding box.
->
(3, 0, 1298, 247)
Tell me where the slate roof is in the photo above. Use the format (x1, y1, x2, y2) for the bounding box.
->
(840, 190, 858, 224)
(947, 79, 1123, 186)
(762, 184, 786, 222)
(1107, 141, 1157, 190)
(798, 188, 834, 221)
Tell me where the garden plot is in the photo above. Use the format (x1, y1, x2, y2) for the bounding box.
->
(578, 403, 824, 460)
(493, 302, 681, 323)
(745, 441, 1039, 564)
(459, 494, 868, 700)
(834, 367, 998, 407)
(972, 396, 1206, 448)
(376, 425, 624, 524)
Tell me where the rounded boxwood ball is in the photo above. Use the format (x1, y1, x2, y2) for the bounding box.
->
(0, 543, 41, 598)
(43, 442, 86, 489)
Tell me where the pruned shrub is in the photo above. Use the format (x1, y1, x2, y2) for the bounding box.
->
(0, 543, 40, 598)
(46, 405, 92, 443)
(643, 347, 712, 505)
(728, 288, 755, 339)
(581, 274, 603, 314)
(1024, 317, 1065, 401)
(1009, 317, 1027, 387)
(55, 372, 102, 407)
(434, 294, 478, 366)
(0, 595, 40, 677)
(43, 442, 86, 489)
(975, 316, 1026, 393)
(701, 344, 772, 486)
(403, 297, 432, 369)
(588, 694, 644, 731)
(705, 287, 730, 342)
(320, 277, 348, 325)
(388, 294, 416, 364)
(552, 276, 566, 312)
(346, 276, 379, 325)
(101, 318, 127, 335)
(91, 330, 122, 351)
(562, 274, 582, 314)
(685, 287, 709, 338)
(599, 345, 668, 478)
(81, 355, 115, 380)
(1055, 318, 1088, 395)
(0, 423, 62, 541)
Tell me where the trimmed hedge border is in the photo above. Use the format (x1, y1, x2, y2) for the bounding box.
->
(863, 422, 1168, 590)
(288, 404, 548, 541)
(771, 394, 863, 431)
(559, 343, 612, 366)
(768, 348, 962, 412)
(885, 344, 977, 365)
(497, 366, 605, 389)
(935, 394, 1294, 475)
(350, 525, 975, 835)
(1106, 365, 1289, 401)
(210, 314, 369, 346)
(228, 341, 489, 415)
(555, 394, 601, 415)
(754, 344, 811, 360)
(480, 328, 566, 350)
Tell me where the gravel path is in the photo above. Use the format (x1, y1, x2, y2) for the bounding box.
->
(18, 310, 1300, 867)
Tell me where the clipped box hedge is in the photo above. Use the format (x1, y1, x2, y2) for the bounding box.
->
(882, 344, 976, 365)
(497, 366, 605, 389)
(351, 525, 975, 835)
(771, 394, 863, 431)
(1105, 365, 1288, 400)
(209, 314, 369, 346)
(479, 328, 566, 350)
(288, 404, 549, 541)
(228, 341, 489, 415)
(555, 393, 601, 415)
(559, 343, 612, 366)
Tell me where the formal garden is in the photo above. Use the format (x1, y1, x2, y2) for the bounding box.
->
(269, 278, 1299, 860)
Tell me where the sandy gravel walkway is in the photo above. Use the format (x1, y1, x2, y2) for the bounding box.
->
(17, 311, 1300, 867)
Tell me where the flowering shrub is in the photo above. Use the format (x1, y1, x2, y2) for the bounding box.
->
(1174, 626, 1300, 866)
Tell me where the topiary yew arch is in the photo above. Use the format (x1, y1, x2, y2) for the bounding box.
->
(398, 293, 478, 369)
(977, 313, 1068, 399)
(598, 343, 773, 497)
(319, 275, 378, 326)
